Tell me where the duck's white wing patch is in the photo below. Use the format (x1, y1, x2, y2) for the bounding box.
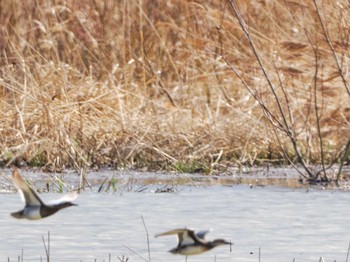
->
(47, 191, 78, 205)
(180, 230, 196, 245)
(196, 229, 212, 240)
(17, 189, 26, 204)
(12, 169, 43, 206)
(27, 187, 44, 206)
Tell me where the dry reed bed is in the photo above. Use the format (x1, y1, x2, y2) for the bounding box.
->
(0, 0, 349, 173)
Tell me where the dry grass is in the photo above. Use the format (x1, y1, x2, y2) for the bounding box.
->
(0, 0, 349, 173)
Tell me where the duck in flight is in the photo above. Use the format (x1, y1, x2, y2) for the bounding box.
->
(155, 228, 231, 256)
(11, 168, 78, 220)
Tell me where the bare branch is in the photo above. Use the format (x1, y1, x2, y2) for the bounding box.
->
(313, 0, 350, 96)
(226, 0, 315, 179)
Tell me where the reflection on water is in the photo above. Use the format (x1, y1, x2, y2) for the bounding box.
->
(1, 184, 350, 262)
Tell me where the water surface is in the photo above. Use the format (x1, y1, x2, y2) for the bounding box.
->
(1, 184, 350, 262)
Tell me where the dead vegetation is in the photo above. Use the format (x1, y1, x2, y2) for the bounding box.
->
(0, 0, 349, 179)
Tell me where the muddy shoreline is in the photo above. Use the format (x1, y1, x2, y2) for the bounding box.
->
(1, 166, 350, 193)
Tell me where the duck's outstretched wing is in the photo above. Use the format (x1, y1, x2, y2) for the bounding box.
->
(155, 228, 189, 237)
(47, 191, 78, 205)
(155, 228, 198, 245)
(12, 169, 43, 206)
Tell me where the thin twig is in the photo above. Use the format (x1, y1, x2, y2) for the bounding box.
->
(98, 177, 108, 193)
(346, 240, 350, 262)
(122, 244, 148, 262)
(311, 45, 327, 181)
(336, 139, 350, 182)
(227, 0, 290, 131)
(141, 215, 152, 262)
(313, 0, 350, 96)
(226, 0, 315, 179)
(79, 169, 92, 190)
(42, 231, 50, 262)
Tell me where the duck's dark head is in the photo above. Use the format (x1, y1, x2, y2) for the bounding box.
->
(57, 202, 78, 209)
(211, 239, 231, 247)
(48, 201, 78, 213)
(40, 202, 77, 218)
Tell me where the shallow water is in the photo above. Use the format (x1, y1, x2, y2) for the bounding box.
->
(1, 183, 350, 262)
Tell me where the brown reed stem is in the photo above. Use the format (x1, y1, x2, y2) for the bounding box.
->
(141, 215, 152, 262)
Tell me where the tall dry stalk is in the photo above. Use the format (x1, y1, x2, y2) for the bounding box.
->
(42, 231, 50, 262)
(0, 0, 348, 175)
(224, 0, 350, 181)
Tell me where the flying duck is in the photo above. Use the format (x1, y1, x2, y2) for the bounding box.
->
(155, 228, 231, 256)
(11, 168, 78, 220)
